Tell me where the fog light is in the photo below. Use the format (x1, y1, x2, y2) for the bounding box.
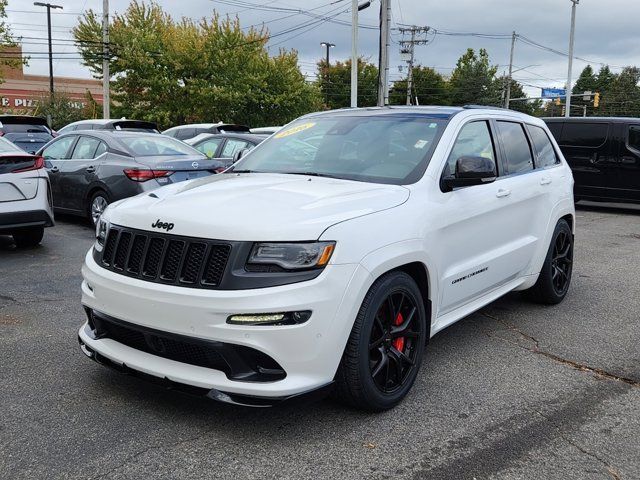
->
(227, 311, 312, 326)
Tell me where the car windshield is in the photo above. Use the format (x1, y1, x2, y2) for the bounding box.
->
(118, 135, 201, 156)
(232, 115, 447, 185)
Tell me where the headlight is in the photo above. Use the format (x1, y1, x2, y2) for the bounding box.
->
(247, 241, 335, 271)
(95, 218, 108, 249)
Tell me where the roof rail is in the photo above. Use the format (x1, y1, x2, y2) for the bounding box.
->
(463, 105, 508, 111)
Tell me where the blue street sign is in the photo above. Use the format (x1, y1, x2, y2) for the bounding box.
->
(541, 88, 566, 99)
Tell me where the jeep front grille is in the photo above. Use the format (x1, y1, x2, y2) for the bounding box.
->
(100, 225, 231, 289)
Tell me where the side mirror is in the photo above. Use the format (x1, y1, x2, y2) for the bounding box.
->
(232, 148, 250, 164)
(442, 156, 497, 191)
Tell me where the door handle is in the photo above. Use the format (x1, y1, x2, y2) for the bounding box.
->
(540, 177, 552, 185)
(86, 166, 96, 173)
(496, 188, 511, 198)
(49, 166, 59, 173)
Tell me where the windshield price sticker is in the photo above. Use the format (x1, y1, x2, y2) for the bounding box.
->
(274, 122, 316, 139)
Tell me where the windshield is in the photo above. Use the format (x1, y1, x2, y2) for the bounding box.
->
(231, 115, 447, 184)
(118, 135, 202, 157)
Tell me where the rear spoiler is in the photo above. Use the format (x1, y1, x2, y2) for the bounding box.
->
(216, 124, 250, 133)
(112, 120, 159, 132)
(0, 115, 49, 128)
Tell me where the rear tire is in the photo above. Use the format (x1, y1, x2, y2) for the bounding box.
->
(526, 219, 573, 304)
(12, 226, 44, 248)
(88, 190, 109, 228)
(334, 271, 427, 412)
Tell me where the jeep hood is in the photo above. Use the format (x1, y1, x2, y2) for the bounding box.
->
(106, 173, 410, 241)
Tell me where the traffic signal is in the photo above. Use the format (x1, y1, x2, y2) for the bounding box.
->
(593, 92, 600, 108)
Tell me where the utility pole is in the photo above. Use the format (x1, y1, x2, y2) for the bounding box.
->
(102, 0, 110, 119)
(505, 31, 516, 108)
(398, 26, 430, 105)
(33, 2, 63, 95)
(377, 0, 391, 106)
(565, 0, 579, 118)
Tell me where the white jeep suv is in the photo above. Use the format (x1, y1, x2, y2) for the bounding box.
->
(78, 107, 574, 411)
(0, 136, 54, 247)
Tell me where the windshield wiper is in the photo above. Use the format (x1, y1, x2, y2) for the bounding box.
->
(282, 171, 338, 179)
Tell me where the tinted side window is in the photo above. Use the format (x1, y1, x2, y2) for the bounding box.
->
(222, 139, 250, 157)
(195, 139, 222, 158)
(444, 121, 495, 177)
(628, 125, 640, 151)
(43, 136, 76, 160)
(175, 128, 195, 140)
(71, 136, 100, 159)
(528, 125, 559, 168)
(497, 121, 533, 174)
(94, 141, 108, 157)
(560, 122, 608, 147)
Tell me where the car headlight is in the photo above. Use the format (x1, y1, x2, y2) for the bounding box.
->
(95, 218, 108, 251)
(247, 241, 335, 271)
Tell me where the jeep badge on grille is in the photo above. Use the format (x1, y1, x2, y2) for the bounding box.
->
(151, 219, 174, 231)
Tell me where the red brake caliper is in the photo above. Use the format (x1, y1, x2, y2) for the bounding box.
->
(392, 312, 405, 352)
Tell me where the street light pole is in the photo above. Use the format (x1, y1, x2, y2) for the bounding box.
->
(565, 0, 579, 118)
(103, 0, 110, 119)
(351, 0, 358, 108)
(320, 42, 335, 107)
(350, 1, 371, 108)
(33, 2, 63, 95)
(320, 42, 335, 67)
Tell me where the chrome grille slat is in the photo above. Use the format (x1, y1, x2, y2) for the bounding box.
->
(99, 226, 231, 289)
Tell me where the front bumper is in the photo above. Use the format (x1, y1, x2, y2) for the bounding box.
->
(80, 249, 371, 398)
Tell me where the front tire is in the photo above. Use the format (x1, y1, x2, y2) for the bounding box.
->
(12, 226, 44, 248)
(526, 219, 573, 304)
(335, 271, 427, 412)
(88, 191, 109, 228)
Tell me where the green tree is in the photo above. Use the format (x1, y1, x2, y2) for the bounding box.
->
(33, 91, 100, 130)
(389, 66, 449, 106)
(316, 58, 378, 109)
(571, 65, 598, 115)
(600, 67, 640, 117)
(0, 0, 24, 84)
(73, 1, 320, 128)
(448, 48, 501, 106)
(594, 65, 617, 115)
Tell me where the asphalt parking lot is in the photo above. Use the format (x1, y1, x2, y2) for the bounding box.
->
(1, 205, 639, 480)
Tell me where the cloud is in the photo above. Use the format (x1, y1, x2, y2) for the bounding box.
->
(7, 0, 639, 98)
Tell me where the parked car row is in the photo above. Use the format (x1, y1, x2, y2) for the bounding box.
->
(2, 111, 638, 251)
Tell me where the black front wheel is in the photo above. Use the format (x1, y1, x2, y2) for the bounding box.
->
(526, 219, 574, 304)
(335, 271, 427, 411)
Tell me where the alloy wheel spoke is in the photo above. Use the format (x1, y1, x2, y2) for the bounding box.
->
(371, 347, 388, 379)
(391, 306, 416, 337)
(390, 345, 415, 366)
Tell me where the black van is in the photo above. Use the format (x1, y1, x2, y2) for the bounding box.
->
(544, 117, 640, 204)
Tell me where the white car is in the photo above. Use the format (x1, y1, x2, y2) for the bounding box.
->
(0, 136, 54, 247)
(78, 107, 575, 411)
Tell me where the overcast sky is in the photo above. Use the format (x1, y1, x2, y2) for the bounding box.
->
(6, 0, 640, 98)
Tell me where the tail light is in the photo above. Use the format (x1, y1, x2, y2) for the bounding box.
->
(123, 168, 173, 182)
(12, 156, 45, 173)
